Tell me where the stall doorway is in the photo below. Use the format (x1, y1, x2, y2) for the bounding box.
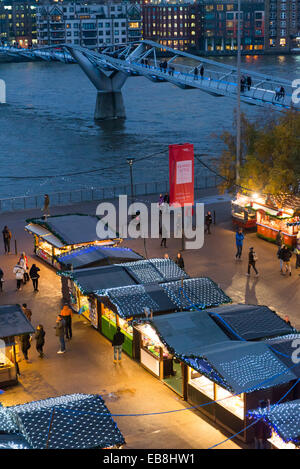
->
(163, 359, 183, 396)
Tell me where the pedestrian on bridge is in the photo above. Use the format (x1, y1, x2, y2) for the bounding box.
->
(246, 76, 252, 91)
(200, 65, 204, 79)
(193, 67, 198, 80)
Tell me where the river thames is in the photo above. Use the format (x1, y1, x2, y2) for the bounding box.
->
(0, 54, 299, 198)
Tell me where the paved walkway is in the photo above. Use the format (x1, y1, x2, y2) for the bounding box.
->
(1, 190, 297, 449)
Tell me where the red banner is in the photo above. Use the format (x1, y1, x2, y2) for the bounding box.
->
(169, 143, 194, 207)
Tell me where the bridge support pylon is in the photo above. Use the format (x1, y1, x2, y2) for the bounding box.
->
(65, 46, 127, 120)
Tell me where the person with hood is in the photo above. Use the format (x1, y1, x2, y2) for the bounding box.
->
(13, 261, 24, 291)
(2, 226, 11, 254)
(60, 304, 73, 340)
(175, 252, 184, 270)
(55, 315, 66, 354)
(112, 326, 124, 363)
(29, 264, 40, 292)
(235, 228, 245, 260)
(246, 247, 259, 277)
(20, 333, 31, 362)
(35, 325, 45, 358)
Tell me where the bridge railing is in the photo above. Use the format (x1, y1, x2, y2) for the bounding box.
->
(0, 173, 221, 214)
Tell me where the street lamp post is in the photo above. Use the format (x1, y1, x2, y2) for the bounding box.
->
(236, 0, 241, 189)
(127, 158, 135, 203)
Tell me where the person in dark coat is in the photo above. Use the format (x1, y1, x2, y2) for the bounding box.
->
(2, 226, 11, 254)
(275, 230, 283, 247)
(35, 325, 45, 358)
(254, 401, 272, 449)
(20, 333, 31, 361)
(200, 65, 204, 79)
(205, 211, 213, 234)
(0, 267, 3, 292)
(246, 76, 252, 91)
(163, 192, 170, 204)
(29, 264, 40, 292)
(55, 315, 66, 354)
(112, 326, 124, 363)
(280, 245, 292, 276)
(175, 252, 184, 270)
(246, 247, 259, 277)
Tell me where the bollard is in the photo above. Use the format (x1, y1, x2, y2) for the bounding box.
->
(14, 239, 17, 255)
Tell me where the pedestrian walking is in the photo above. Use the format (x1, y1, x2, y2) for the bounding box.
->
(246, 247, 259, 277)
(22, 303, 32, 322)
(20, 333, 31, 362)
(2, 226, 12, 254)
(235, 228, 244, 260)
(112, 326, 124, 363)
(275, 230, 283, 247)
(279, 86, 285, 99)
(240, 75, 246, 92)
(280, 245, 292, 276)
(246, 76, 252, 91)
(275, 86, 281, 101)
(205, 211, 213, 234)
(55, 315, 66, 354)
(29, 264, 40, 292)
(158, 193, 164, 206)
(60, 303, 73, 340)
(19, 252, 29, 284)
(284, 315, 292, 327)
(175, 252, 184, 270)
(42, 194, 50, 218)
(193, 67, 198, 80)
(200, 65, 204, 79)
(35, 325, 45, 358)
(163, 192, 170, 204)
(0, 267, 3, 292)
(277, 244, 284, 273)
(13, 261, 24, 291)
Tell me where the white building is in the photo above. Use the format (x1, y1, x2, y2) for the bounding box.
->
(36, 2, 141, 48)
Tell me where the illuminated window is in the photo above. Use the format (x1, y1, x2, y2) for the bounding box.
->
(280, 37, 286, 45)
(217, 5, 224, 10)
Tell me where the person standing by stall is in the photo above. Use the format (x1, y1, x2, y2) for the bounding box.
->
(2, 226, 12, 254)
(112, 326, 124, 364)
(55, 315, 66, 354)
(276, 230, 283, 247)
(35, 325, 45, 358)
(22, 303, 32, 322)
(235, 228, 245, 260)
(29, 264, 40, 292)
(60, 304, 73, 340)
(246, 247, 259, 277)
(13, 261, 25, 291)
(175, 252, 184, 270)
(281, 245, 292, 276)
(20, 333, 31, 362)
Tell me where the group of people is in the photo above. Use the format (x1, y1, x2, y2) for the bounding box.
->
(193, 65, 204, 80)
(12, 252, 40, 292)
(235, 227, 259, 277)
(19, 304, 45, 362)
(55, 304, 73, 354)
(275, 86, 285, 101)
(240, 75, 252, 92)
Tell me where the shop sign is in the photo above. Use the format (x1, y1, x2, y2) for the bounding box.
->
(169, 143, 194, 207)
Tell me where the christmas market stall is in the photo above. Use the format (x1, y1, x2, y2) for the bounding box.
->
(56, 245, 143, 271)
(0, 305, 35, 387)
(248, 399, 300, 450)
(59, 258, 190, 357)
(134, 305, 299, 443)
(25, 214, 121, 267)
(231, 193, 257, 229)
(0, 393, 125, 449)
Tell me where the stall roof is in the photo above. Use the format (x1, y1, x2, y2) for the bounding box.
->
(248, 399, 300, 444)
(96, 284, 177, 319)
(0, 305, 35, 338)
(265, 334, 300, 377)
(207, 304, 295, 341)
(150, 310, 231, 356)
(25, 223, 65, 249)
(160, 278, 231, 310)
(4, 393, 125, 449)
(120, 258, 189, 284)
(0, 434, 31, 449)
(26, 214, 118, 246)
(57, 245, 143, 269)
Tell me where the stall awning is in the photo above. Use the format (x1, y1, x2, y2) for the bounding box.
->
(150, 310, 231, 356)
(3, 393, 125, 449)
(26, 214, 118, 246)
(0, 305, 35, 339)
(57, 245, 143, 269)
(248, 399, 300, 444)
(160, 278, 232, 310)
(25, 223, 65, 249)
(96, 284, 177, 319)
(208, 304, 295, 341)
(120, 258, 189, 284)
(265, 334, 300, 377)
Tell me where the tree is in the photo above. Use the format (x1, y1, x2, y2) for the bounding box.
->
(218, 109, 300, 195)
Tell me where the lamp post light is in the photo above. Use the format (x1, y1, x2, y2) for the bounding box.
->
(236, 0, 242, 189)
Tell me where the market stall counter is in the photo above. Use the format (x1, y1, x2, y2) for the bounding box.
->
(0, 305, 35, 387)
(25, 214, 121, 267)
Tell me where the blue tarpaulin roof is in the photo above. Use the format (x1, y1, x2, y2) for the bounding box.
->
(2, 393, 124, 449)
(57, 245, 143, 269)
(208, 304, 295, 341)
(248, 399, 300, 444)
(0, 305, 35, 339)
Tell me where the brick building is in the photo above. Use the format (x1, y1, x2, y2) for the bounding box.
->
(0, 1, 37, 47)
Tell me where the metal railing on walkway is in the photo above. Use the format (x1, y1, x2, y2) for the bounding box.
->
(0, 173, 220, 214)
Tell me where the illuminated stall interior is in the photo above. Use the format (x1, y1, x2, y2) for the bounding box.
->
(231, 193, 257, 229)
(0, 305, 35, 388)
(25, 214, 120, 267)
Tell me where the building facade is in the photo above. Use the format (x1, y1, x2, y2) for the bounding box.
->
(0, 1, 37, 47)
(36, 2, 142, 48)
(264, 0, 300, 52)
